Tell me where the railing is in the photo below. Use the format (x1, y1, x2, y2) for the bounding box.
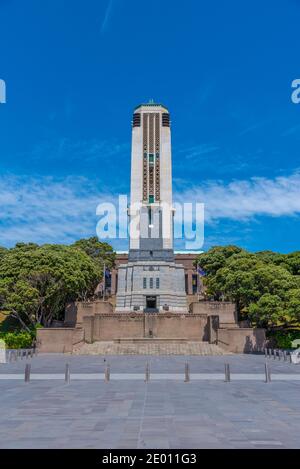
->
(4, 348, 36, 363)
(264, 347, 293, 362)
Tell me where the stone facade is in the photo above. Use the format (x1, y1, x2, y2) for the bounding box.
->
(115, 103, 188, 313)
(37, 300, 266, 354)
(116, 260, 187, 312)
(111, 252, 202, 301)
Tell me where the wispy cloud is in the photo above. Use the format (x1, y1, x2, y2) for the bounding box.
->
(1, 171, 300, 247)
(19, 138, 129, 164)
(281, 123, 300, 137)
(178, 143, 220, 160)
(0, 175, 117, 246)
(177, 171, 300, 223)
(238, 118, 273, 137)
(101, 0, 114, 34)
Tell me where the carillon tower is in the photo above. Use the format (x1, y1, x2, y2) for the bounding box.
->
(129, 102, 174, 261)
(116, 102, 187, 313)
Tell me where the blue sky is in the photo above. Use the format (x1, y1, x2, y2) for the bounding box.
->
(0, 0, 300, 252)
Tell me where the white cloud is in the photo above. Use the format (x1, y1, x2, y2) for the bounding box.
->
(0, 171, 300, 247)
(177, 172, 300, 223)
(0, 175, 118, 246)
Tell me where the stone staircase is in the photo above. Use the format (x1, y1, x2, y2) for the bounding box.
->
(73, 340, 227, 355)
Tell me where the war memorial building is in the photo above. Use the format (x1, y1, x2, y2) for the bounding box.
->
(116, 103, 187, 313)
(37, 103, 266, 355)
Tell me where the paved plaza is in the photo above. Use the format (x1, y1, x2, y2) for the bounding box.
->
(1, 354, 300, 448)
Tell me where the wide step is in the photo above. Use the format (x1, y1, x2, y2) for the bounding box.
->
(73, 341, 227, 355)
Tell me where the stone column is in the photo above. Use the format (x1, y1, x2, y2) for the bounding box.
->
(187, 269, 193, 295)
(83, 316, 94, 344)
(208, 315, 219, 344)
(111, 269, 117, 295)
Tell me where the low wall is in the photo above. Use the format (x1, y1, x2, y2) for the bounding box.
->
(217, 328, 266, 353)
(37, 328, 84, 353)
(190, 301, 237, 327)
(83, 313, 209, 342)
(65, 301, 114, 326)
(148, 314, 208, 341)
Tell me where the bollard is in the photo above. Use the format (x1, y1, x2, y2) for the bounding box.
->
(278, 350, 282, 360)
(145, 362, 150, 382)
(7, 351, 11, 363)
(224, 363, 230, 382)
(65, 364, 70, 384)
(30, 349, 33, 359)
(20, 349, 23, 360)
(283, 350, 287, 361)
(268, 348, 272, 358)
(105, 364, 110, 383)
(264, 348, 267, 358)
(290, 352, 293, 363)
(184, 362, 190, 382)
(264, 363, 271, 382)
(273, 349, 277, 360)
(24, 364, 31, 383)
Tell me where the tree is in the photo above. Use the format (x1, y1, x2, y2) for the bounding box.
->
(71, 237, 115, 273)
(194, 245, 300, 328)
(195, 245, 244, 278)
(0, 243, 103, 328)
(248, 294, 285, 328)
(0, 246, 7, 261)
(286, 289, 300, 323)
(0, 279, 39, 332)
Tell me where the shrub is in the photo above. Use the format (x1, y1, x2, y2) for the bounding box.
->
(267, 330, 300, 349)
(0, 331, 34, 349)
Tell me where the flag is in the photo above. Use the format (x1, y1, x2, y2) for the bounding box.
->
(197, 267, 206, 277)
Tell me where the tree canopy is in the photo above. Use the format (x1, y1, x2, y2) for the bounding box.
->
(0, 239, 114, 330)
(195, 246, 300, 329)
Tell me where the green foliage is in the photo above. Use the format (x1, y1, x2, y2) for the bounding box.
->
(0, 331, 34, 349)
(195, 246, 300, 330)
(72, 237, 115, 273)
(195, 245, 244, 278)
(0, 240, 112, 330)
(0, 246, 7, 261)
(267, 330, 300, 349)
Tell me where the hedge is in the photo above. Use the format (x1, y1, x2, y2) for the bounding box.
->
(0, 331, 34, 349)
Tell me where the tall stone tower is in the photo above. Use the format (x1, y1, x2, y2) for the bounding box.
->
(116, 102, 187, 313)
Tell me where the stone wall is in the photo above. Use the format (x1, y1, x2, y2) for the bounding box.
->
(65, 301, 113, 327)
(37, 328, 84, 353)
(217, 328, 266, 353)
(190, 301, 237, 327)
(82, 313, 209, 342)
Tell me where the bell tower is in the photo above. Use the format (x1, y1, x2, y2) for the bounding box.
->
(116, 102, 187, 313)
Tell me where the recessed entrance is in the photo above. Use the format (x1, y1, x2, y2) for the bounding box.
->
(145, 295, 157, 312)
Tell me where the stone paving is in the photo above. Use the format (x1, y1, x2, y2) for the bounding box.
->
(1, 354, 300, 448)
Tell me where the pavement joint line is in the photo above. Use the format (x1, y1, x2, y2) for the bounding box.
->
(1, 373, 300, 380)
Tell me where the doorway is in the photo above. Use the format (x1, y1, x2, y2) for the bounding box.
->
(145, 296, 157, 311)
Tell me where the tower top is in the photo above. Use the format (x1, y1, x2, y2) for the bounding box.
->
(134, 101, 169, 112)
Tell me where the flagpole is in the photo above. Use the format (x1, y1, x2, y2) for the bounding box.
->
(197, 263, 200, 302)
(103, 262, 106, 300)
